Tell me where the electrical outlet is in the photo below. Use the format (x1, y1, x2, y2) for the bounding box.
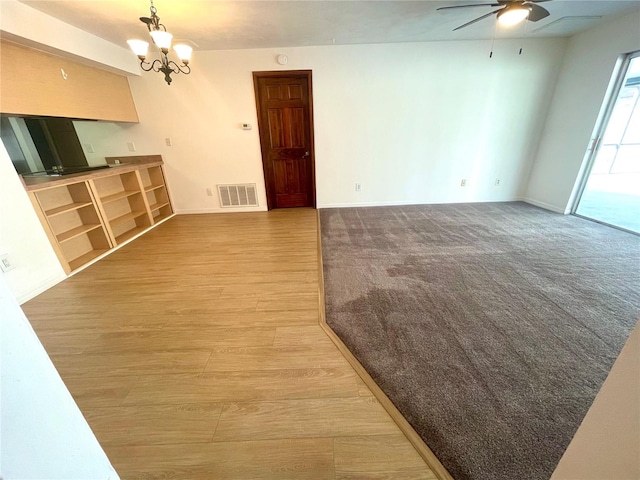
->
(206, 188, 213, 196)
(495, 178, 501, 186)
(127, 142, 136, 152)
(461, 179, 467, 187)
(165, 137, 172, 146)
(0, 253, 15, 272)
(355, 183, 362, 192)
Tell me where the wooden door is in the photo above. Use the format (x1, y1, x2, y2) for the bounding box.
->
(254, 71, 315, 209)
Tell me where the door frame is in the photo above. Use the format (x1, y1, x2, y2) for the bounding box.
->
(252, 70, 316, 210)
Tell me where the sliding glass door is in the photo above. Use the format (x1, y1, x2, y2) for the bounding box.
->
(574, 52, 640, 234)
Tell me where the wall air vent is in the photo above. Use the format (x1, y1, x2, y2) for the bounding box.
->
(217, 184, 258, 207)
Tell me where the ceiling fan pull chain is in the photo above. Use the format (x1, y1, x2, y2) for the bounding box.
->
(520, 10, 531, 55)
(489, 19, 498, 58)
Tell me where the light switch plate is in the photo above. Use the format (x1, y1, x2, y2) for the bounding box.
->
(0, 253, 15, 272)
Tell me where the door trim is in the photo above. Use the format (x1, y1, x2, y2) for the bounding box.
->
(253, 70, 316, 210)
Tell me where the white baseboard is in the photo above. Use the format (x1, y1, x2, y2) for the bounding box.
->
(521, 197, 567, 214)
(176, 206, 268, 214)
(319, 197, 523, 209)
(17, 272, 67, 305)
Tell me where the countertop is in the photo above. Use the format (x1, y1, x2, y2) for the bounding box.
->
(21, 155, 163, 192)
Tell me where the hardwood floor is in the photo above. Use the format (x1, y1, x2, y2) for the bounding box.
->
(22, 209, 436, 480)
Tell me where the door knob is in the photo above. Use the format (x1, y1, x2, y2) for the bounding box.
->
(301, 151, 310, 159)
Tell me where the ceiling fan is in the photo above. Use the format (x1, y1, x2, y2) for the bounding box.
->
(437, 0, 552, 31)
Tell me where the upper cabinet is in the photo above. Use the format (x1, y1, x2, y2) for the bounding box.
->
(0, 41, 139, 123)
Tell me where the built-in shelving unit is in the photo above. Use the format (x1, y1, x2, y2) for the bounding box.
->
(25, 158, 174, 274)
(31, 181, 112, 274)
(91, 171, 151, 246)
(139, 165, 173, 223)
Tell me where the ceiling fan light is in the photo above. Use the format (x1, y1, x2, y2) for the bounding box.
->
(127, 39, 149, 58)
(149, 30, 173, 51)
(173, 44, 193, 64)
(497, 6, 530, 26)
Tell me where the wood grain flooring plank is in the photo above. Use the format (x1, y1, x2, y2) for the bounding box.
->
(336, 471, 436, 480)
(49, 351, 212, 377)
(85, 403, 223, 446)
(58, 375, 140, 409)
(203, 344, 350, 372)
(105, 438, 335, 480)
(273, 325, 337, 347)
(25, 313, 170, 334)
(257, 293, 321, 312)
(221, 281, 319, 297)
(334, 435, 434, 476)
(122, 368, 361, 406)
(220, 271, 317, 285)
(213, 397, 400, 441)
(166, 309, 319, 328)
(33, 332, 101, 355)
(88, 327, 276, 353)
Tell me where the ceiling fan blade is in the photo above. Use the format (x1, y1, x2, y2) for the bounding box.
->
(527, 3, 550, 21)
(437, 3, 499, 11)
(453, 10, 499, 31)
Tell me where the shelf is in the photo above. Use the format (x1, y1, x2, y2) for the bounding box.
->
(100, 190, 141, 204)
(149, 201, 170, 212)
(109, 210, 147, 227)
(115, 227, 146, 245)
(56, 224, 102, 243)
(29, 161, 172, 274)
(44, 201, 93, 217)
(145, 184, 165, 193)
(68, 249, 109, 271)
(152, 212, 172, 224)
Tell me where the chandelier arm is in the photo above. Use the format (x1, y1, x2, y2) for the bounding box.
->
(166, 60, 192, 75)
(139, 59, 164, 73)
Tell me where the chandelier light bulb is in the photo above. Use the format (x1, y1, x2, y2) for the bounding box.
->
(173, 44, 193, 64)
(127, 39, 149, 59)
(497, 6, 530, 26)
(149, 30, 173, 51)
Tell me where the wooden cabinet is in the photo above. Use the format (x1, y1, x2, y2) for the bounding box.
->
(0, 40, 139, 122)
(31, 182, 112, 273)
(26, 159, 173, 274)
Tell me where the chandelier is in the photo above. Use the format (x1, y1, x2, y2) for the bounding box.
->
(127, 0, 193, 85)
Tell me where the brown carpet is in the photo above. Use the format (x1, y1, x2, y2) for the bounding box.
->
(320, 202, 640, 480)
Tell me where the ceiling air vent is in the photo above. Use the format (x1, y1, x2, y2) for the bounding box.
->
(217, 184, 258, 207)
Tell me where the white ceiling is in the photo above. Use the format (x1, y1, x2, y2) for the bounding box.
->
(18, 0, 640, 51)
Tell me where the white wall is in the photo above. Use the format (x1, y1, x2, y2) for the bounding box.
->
(73, 38, 567, 212)
(551, 321, 640, 480)
(0, 142, 66, 303)
(525, 10, 640, 213)
(0, 274, 119, 480)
